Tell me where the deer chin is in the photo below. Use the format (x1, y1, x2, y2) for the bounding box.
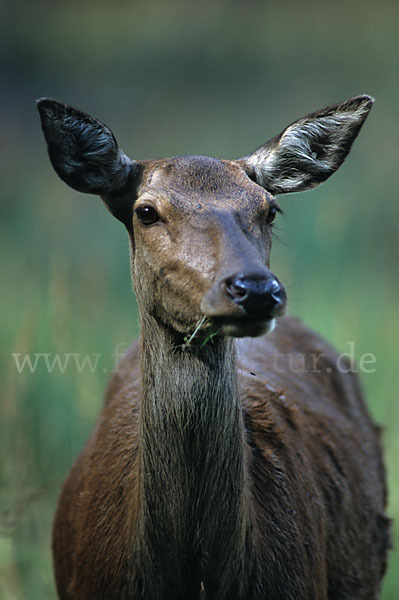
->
(216, 317, 276, 338)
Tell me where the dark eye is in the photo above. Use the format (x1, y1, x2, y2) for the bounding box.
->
(267, 206, 277, 224)
(136, 205, 159, 225)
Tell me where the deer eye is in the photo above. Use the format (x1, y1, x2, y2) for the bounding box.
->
(136, 205, 159, 225)
(266, 206, 277, 224)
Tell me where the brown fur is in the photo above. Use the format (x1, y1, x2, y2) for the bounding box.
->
(37, 95, 390, 599)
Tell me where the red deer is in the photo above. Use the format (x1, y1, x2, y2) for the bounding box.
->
(37, 95, 390, 600)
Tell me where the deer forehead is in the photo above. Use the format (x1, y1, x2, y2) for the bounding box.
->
(139, 156, 270, 215)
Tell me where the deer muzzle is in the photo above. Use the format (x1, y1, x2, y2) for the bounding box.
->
(201, 270, 286, 337)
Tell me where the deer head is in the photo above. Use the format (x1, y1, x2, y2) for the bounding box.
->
(37, 95, 373, 340)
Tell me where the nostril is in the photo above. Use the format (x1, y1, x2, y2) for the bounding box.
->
(225, 277, 248, 301)
(269, 280, 282, 305)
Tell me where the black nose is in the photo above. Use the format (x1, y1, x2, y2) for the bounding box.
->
(224, 273, 283, 316)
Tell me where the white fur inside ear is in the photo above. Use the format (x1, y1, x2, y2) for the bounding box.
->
(249, 112, 362, 193)
(279, 112, 359, 167)
(242, 96, 373, 194)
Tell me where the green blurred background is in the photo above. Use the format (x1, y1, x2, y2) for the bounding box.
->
(1, 0, 398, 597)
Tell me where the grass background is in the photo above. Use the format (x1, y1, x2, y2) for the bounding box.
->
(1, 0, 398, 597)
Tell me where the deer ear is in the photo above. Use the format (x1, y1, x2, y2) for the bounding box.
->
(238, 95, 374, 195)
(37, 99, 142, 223)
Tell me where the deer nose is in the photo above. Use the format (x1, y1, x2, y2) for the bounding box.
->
(224, 273, 283, 315)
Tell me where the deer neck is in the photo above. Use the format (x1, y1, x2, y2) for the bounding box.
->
(136, 313, 249, 596)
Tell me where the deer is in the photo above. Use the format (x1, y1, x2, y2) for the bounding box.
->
(37, 94, 390, 600)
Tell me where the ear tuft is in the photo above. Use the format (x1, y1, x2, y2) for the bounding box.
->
(239, 94, 374, 195)
(37, 98, 134, 196)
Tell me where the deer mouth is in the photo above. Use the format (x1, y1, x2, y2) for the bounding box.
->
(212, 315, 276, 338)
